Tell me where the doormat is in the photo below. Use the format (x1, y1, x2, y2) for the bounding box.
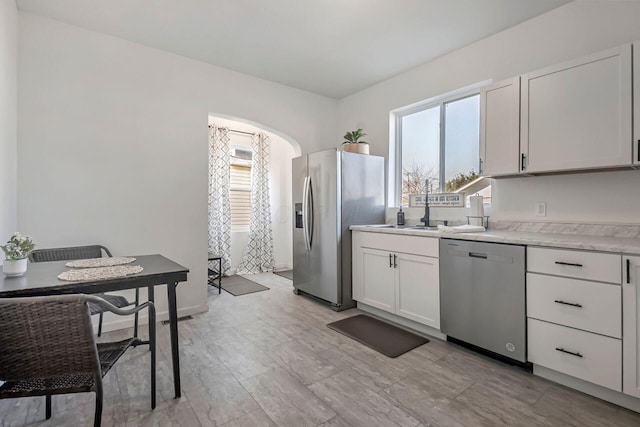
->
(327, 314, 429, 358)
(222, 275, 269, 296)
(273, 270, 293, 280)
(161, 315, 193, 326)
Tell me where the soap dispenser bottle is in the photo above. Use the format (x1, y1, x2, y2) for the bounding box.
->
(397, 206, 405, 226)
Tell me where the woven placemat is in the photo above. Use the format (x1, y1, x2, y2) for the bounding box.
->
(58, 265, 143, 282)
(66, 256, 136, 268)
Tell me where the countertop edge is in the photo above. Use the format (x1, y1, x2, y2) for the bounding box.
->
(349, 225, 640, 255)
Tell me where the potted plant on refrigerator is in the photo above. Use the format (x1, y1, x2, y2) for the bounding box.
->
(342, 128, 370, 154)
(1, 232, 35, 276)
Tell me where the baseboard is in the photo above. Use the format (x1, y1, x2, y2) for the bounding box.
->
(356, 302, 446, 341)
(94, 303, 209, 334)
(534, 365, 640, 413)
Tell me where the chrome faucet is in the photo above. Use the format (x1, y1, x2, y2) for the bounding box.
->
(419, 179, 430, 227)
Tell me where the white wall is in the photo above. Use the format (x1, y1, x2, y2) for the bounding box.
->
(337, 1, 640, 224)
(17, 13, 336, 329)
(0, 0, 18, 242)
(209, 116, 297, 274)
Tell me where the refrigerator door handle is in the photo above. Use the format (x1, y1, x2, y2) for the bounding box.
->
(307, 177, 314, 250)
(302, 176, 310, 252)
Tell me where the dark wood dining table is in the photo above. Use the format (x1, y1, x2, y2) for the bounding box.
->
(0, 254, 189, 398)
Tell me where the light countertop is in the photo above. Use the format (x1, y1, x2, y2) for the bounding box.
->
(349, 225, 640, 255)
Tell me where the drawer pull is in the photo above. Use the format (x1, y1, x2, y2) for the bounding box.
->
(554, 299, 583, 308)
(554, 261, 583, 267)
(555, 347, 583, 358)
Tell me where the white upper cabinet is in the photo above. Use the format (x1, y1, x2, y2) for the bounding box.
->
(634, 42, 640, 165)
(520, 45, 632, 173)
(480, 77, 520, 176)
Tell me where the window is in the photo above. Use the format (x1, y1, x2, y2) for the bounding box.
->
(229, 147, 252, 227)
(393, 90, 490, 206)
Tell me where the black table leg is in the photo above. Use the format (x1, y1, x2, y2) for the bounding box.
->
(148, 286, 155, 351)
(147, 285, 156, 409)
(167, 281, 181, 398)
(218, 258, 222, 294)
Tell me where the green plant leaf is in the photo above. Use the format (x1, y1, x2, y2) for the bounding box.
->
(343, 129, 367, 144)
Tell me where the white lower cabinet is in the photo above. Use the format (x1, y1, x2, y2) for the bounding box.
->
(352, 231, 440, 330)
(395, 252, 440, 328)
(623, 255, 640, 398)
(527, 273, 621, 338)
(360, 248, 395, 312)
(526, 247, 625, 394)
(528, 318, 622, 392)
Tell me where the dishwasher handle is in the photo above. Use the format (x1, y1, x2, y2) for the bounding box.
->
(468, 252, 488, 259)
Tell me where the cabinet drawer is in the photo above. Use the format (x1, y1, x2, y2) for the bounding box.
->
(359, 232, 438, 258)
(527, 273, 621, 338)
(527, 247, 621, 284)
(528, 319, 621, 391)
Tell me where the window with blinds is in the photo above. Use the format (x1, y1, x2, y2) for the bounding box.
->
(230, 164, 252, 227)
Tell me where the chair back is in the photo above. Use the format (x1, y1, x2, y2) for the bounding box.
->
(0, 295, 100, 382)
(29, 245, 112, 262)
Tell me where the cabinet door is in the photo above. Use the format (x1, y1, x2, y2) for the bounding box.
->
(360, 248, 395, 313)
(351, 231, 364, 301)
(480, 77, 520, 176)
(395, 253, 440, 329)
(623, 256, 640, 398)
(521, 45, 632, 173)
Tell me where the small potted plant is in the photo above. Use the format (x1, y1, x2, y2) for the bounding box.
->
(1, 232, 35, 276)
(342, 128, 370, 155)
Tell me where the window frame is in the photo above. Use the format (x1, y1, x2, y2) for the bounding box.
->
(391, 83, 488, 207)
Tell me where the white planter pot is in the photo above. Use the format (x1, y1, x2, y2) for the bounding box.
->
(342, 143, 369, 155)
(3, 258, 28, 276)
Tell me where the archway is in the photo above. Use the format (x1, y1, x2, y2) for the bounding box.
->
(208, 115, 300, 274)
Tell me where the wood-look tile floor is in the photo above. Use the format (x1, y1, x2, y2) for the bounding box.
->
(2, 272, 640, 426)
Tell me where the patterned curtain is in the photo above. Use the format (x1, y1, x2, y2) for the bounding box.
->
(208, 125, 232, 275)
(237, 132, 275, 274)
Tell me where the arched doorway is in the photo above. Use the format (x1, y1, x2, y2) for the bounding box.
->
(208, 115, 300, 274)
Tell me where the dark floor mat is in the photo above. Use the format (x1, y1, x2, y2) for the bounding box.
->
(222, 275, 269, 296)
(273, 270, 293, 280)
(327, 314, 429, 358)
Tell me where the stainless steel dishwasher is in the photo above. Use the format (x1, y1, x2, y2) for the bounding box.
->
(440, 238, 526, 363)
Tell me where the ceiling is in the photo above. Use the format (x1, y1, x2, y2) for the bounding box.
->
(16, 0, 570, 99)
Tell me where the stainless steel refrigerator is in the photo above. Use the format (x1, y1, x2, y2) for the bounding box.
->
(292, 149, 385, 310)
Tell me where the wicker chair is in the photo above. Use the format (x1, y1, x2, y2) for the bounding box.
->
(0, 294, 156, 426)
(29, 245, 140, 337)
